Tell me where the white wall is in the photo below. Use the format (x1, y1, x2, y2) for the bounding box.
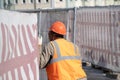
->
(2, 0, 120, 10)
(54, 0, 66, 8)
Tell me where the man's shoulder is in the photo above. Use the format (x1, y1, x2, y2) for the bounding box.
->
(45, 41, 55, 49)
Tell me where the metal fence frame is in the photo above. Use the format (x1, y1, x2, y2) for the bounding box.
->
(19, 6, 120, 79)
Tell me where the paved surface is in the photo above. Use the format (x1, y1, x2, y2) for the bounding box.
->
(39, 63, 118, 80)
(83, 64, 117, 80)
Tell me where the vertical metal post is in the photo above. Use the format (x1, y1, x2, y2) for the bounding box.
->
(66, 10, 70, 40)
(73, 7, 77, 44)
(112, 8, 117, 53)
(37, 11, 42, 37)
(38, 11, 48, 80)
(110, 7, 115, 53)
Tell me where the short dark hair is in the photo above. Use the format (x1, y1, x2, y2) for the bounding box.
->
(50, 31, 64, 38)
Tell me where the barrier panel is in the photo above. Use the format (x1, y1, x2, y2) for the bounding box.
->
(0, 10, 39, 80)
(1, 6, 120, 80)
(38, 8, 74, 80)
(37, 6, 120, 79)
(76, 7, 120, 72)
(38, 9, 75, 45)
(37, 7, 120, 79)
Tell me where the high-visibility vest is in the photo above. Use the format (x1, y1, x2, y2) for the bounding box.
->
(46, 39, 86, 80)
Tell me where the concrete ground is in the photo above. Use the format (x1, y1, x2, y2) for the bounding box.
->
(83, 63, 117, 80)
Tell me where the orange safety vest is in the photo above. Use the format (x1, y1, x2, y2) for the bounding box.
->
(46, 39, 86, 80)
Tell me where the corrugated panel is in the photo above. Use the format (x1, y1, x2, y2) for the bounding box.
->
(37, 7, 120, 80)
(38, 9, 74, 80)
(39, 9, 74, 45)
(76, 7, 120, 72)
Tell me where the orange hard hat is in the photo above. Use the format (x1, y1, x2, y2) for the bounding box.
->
(49, 21, 66, 35)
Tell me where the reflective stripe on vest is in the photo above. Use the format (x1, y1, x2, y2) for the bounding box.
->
(50, 41, 81, 64)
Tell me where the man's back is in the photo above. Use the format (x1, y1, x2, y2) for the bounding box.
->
(46, 38, 87, 80)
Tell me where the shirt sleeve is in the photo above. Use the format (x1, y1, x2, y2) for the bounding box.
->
(39, 42, 54, 69)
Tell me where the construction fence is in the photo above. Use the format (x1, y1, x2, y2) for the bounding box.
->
(33, 6, 120, 79)
(0, 10, 39, 80)
(75, 6, 120, 73)
(0, 5, 120, 80)
(37, 6, 120, 73)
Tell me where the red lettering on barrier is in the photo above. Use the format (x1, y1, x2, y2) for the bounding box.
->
(18, 24, 24, 56)
(11, 25, 17, 58)
(0, 22, 38, 80)
(23, 65, 30, 80)
(27, 24, 37, 47)
(0, 46, 38, 76)
(8, 25, 15, 59)
(5, 24, 11, 61)
(31, 60, 37, 80)
(22, 25, 31, 54)
(17, 67, 23, 80)
(11, 69, 15, 80)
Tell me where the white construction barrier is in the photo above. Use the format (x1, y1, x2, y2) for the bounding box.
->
(0, 10, 39, 80)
